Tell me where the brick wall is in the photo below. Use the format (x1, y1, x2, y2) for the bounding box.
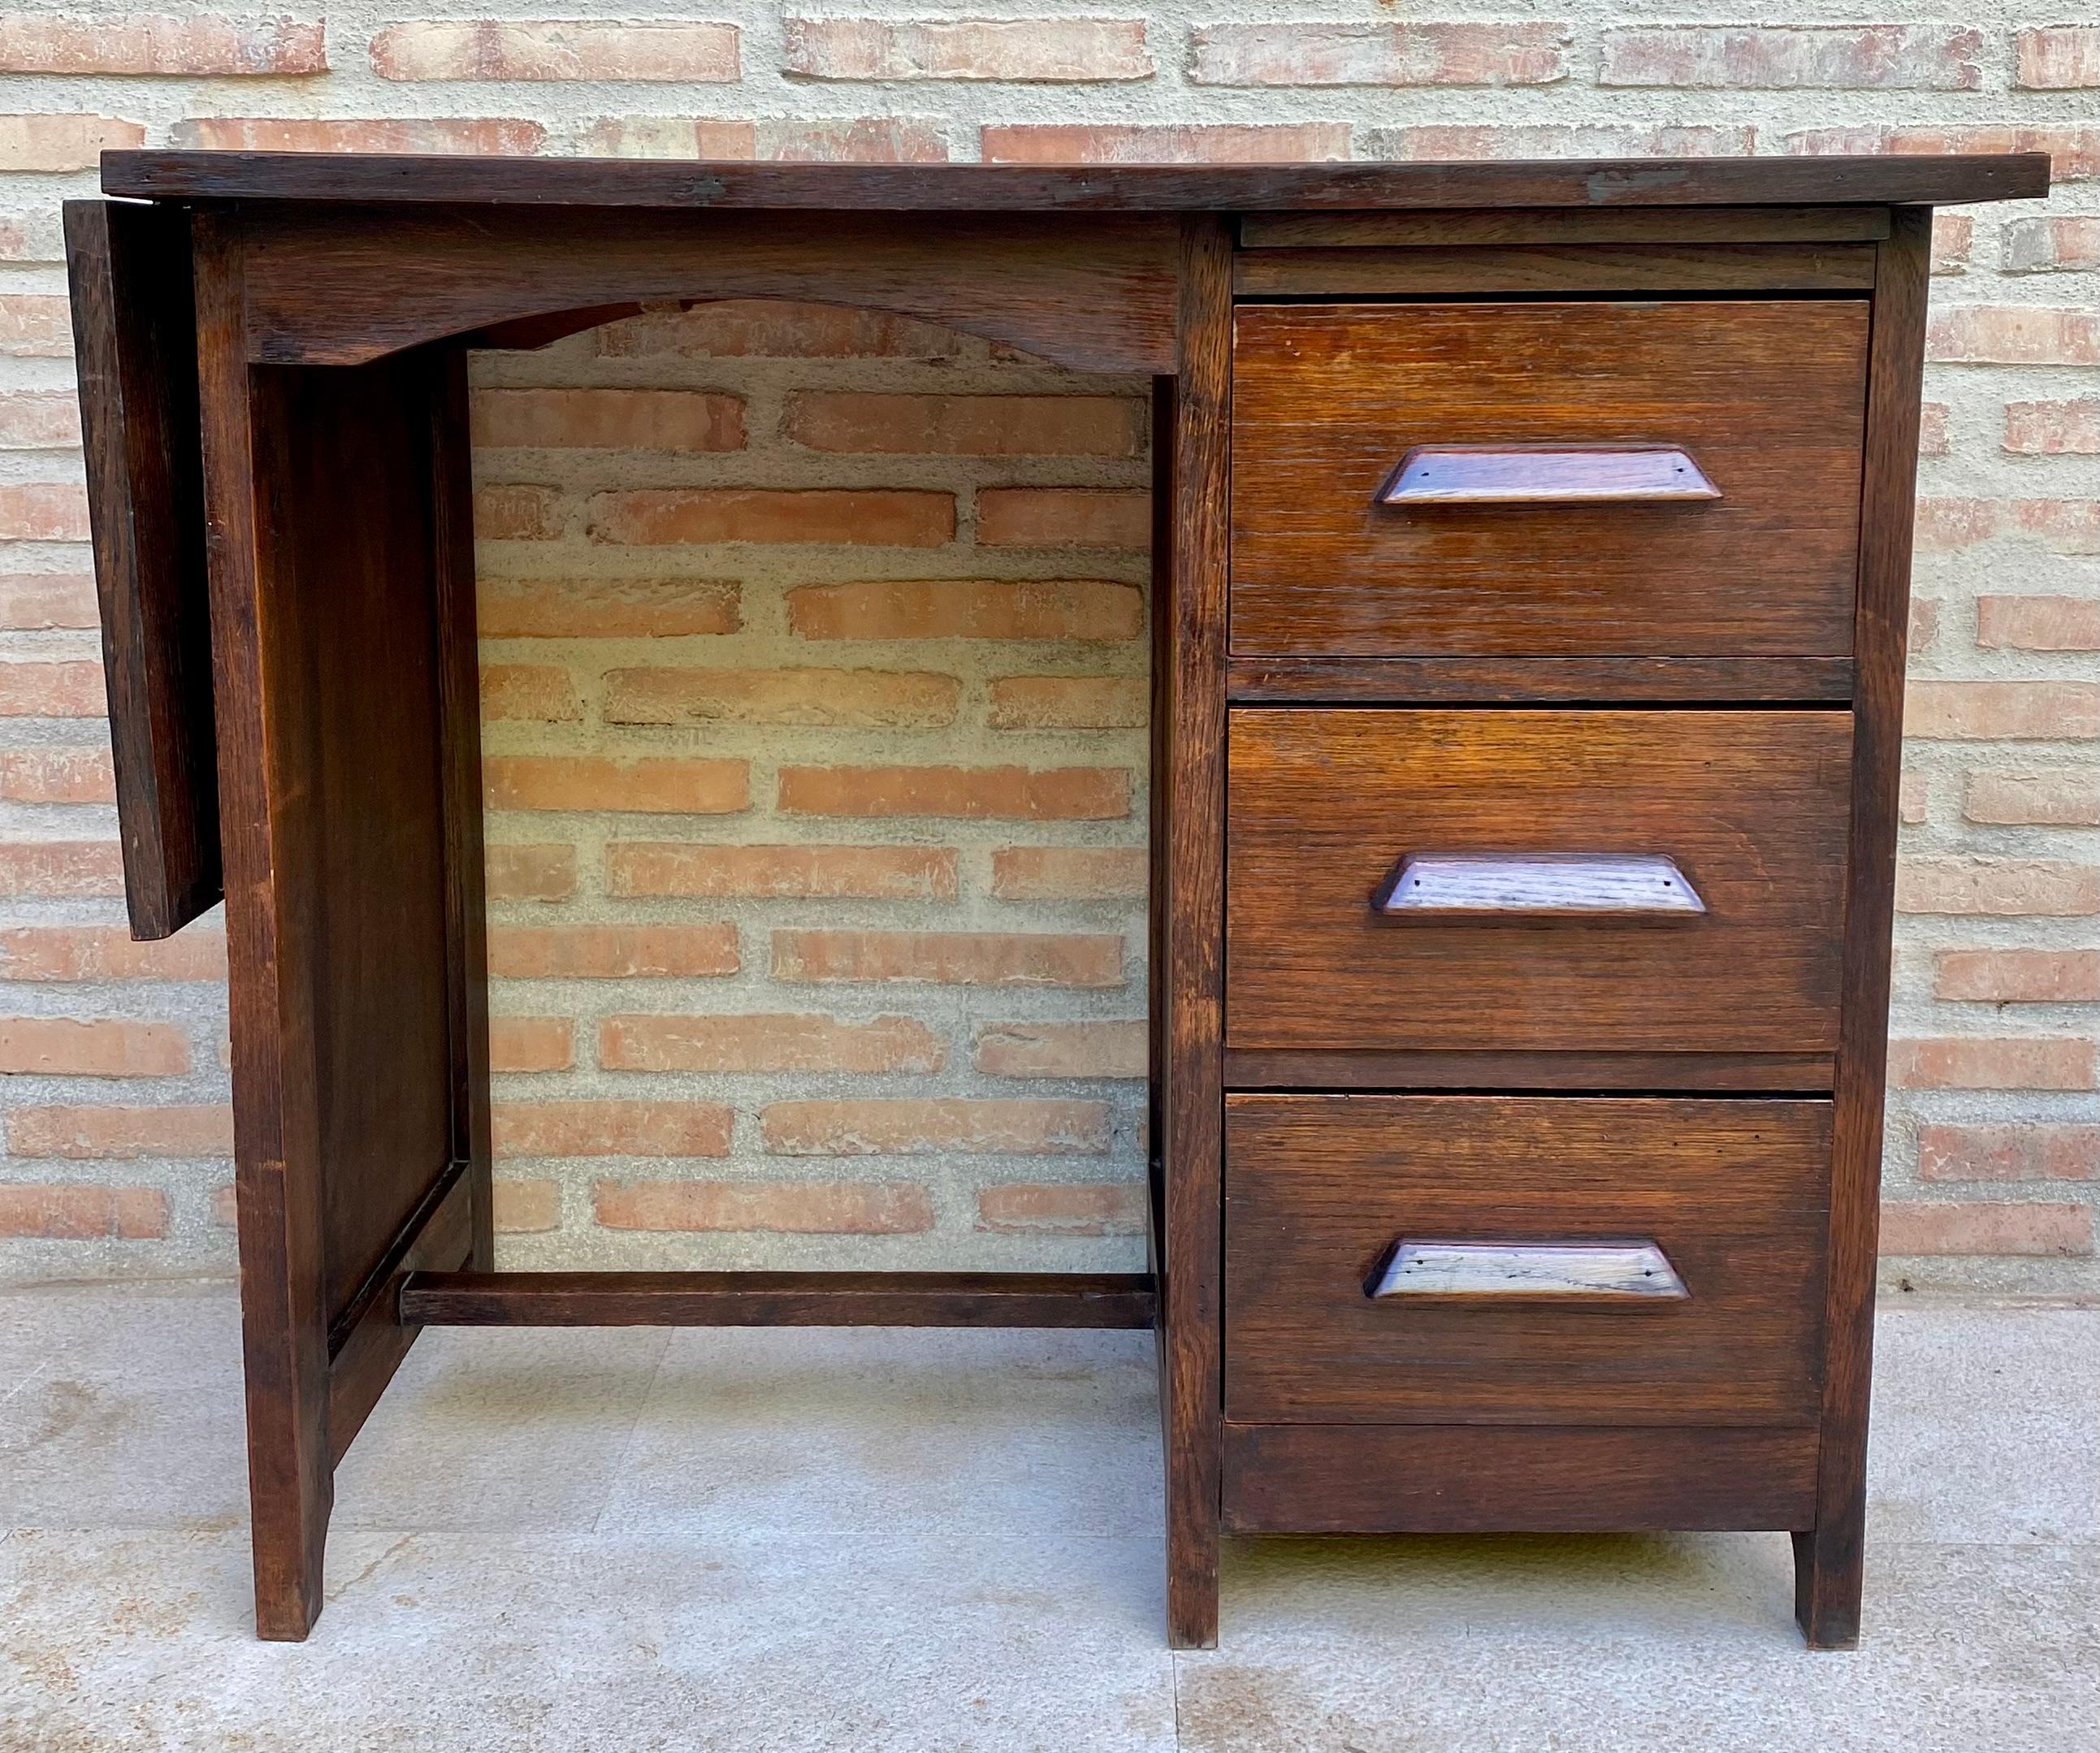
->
(0, 6, 2091, 1291)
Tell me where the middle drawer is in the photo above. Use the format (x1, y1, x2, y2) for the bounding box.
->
(1227, 708, 1851, 1067)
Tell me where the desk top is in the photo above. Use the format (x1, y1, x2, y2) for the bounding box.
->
(101, 151, 2050, 212)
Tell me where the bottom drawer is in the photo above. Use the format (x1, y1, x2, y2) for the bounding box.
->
(1224, 1094, 1831, 1426)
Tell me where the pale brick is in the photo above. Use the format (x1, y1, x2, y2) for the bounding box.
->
(0, 1018, 186, 1077)
(0, 1183, 168, 1239)
(7, 1103, 232, 1158)
(976, 1181, 1145, 1236)
(1927, 308, 2099, 367)
(1918, 1124, 2099, 1184)
(485, 843, 578, 902)
(761, 1097, 1108, 1156)
(598, 300, 972, 361)
(0, 481, 88, 536)
(1899, 768, 1929, 825)
(976, 489, 1147, 548)
(2005, 399, 2100, 455)
(0, 747, 113, 803)
(604, 1012, 944, 1075)
(0, 12, 327, 75)
(973, 1020, 1145, 1079)
(493, 1178, 561, 1233)
(989, 846, 1147, 901)
(1931, 213, 1972, 274)
(471, 387, 744, 451)
(1963, 770, 2100, 827)
(782, 17, 1151, 83)
(0, 114, 145, 171)
(1977, 596, 2100, 651)
(988, 675, 1146, 729)
(2011, 500, 2100, 555)
(495, 1100, 733, 1158)
(171, 117, 547, 154)
(1916, 405, 1950, 458)
(488, 924, 738, 980)
(604, 666, 960, 728)
(1933, 950, 2100, 1003)
(784, 392, 1142, 457)
(1888, 1038, 2095, 1091)
(474, 483, 563, 540)
(593, 1177, 933, 1234)
(589, 488, 954, 548)
(0, 925, 225, 982)
(1189, 21, 1568, 87)
(1880, 1201, 2092, 1256)
(484, 755, 749, 815)
(608, 842, 956, 901)
(1895, 858, 2098, 916)
(1911, 598, 1944, 654)
(787, 578, 1141, 642)
(0, 573, 96, 630)
(2002, 217, 2100, 275)
(778, 764, 1128, 820)
(1366, 124, 1756, 160)
(2016, 25, 2100, 89)
(0, 658, 102, 716)
(578, 116, 949, 162)
(1904, 682, 2098, 740)
(772, 928, 1121, 989)
(0, 390, 80, 448)
(982, 123, 1349, 164)
(1600, 25, 1981, 90)
(488, 1016, 574, 1073)
(0, 842, 123, 896)
(478, 575, 739, 638)
(372, 19, 739, 82)
(480, 664, 582, 722)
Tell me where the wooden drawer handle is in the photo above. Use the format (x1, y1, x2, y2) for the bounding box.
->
(1371, 852, 1706, 920)
(1368, 1240, 1690, 1304)
(1379, 444, 1721, 506)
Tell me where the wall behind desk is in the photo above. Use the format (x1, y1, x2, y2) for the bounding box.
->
(0, 4, 2091, 1291)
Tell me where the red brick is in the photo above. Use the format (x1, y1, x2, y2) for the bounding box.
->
(0, 573, 97, 630)
(0, 747, 113, 803)
(488, 1016, 574, 1073)
(0, 1183, 169, 1239)
(2002, 216, 2100, 275)
(1904, 682, 2098, 739)
(1879, 1201, 2092, 1257)
(1977, 595, 2100, 651)
(1190, 21, 1567, 86)
(603, 1012, 944, 1075)
(2017, 25, 2100, 89)
(1916, 497, 2100, 555)
(1910, 598, 1943, 654)
(976, 1181, 1145, 1236)
(577, 116, 949, 162)
(1918, 1123, 2099, 1184)
(0, 925, 225, 982)
(471, 387, 745, 451)
(0, 481, 89, 535)
(593, 1177, 933, 1234)
(493, 1178, 561, 1233)
(1366, 124, 1756, 159)
(1600, 25, 1980, 89)
(0, 842, 123, 896)
(976, 488, 1147, 548)
(1963, 770, 2100, 827)
(495, 1100, 734, 1158)
(0, 658, 102, 716)
(1895, 859, 2098, 916)
(782, 17, 1150, 81)
(604, 665, 960, 728)
(598, 299, 973, 361)
(488, 924, 738, 980)
(1933, 950, 2100, 1003)
(973, 1020, 1144, 1079)
(988, 675, 1145, 729)
(2005, 399, 2100, 454)
(1913, 498, 2005, 549)
(1927, 307, 2099, 366)
(772, 928, 1122, 989)
(982, 123, 1349, 163)
(474, 483, 563, 540)
(1899, 768, 1929, 825)
(0, 13, 326, 75)
(589, 488, 954, 548)
(2011, 500, 2100, 554)
(478, 575, 740, 638)
(607, 842, 956, 901)
(786, 578, 1141, 641)
(372, 19, 738, 81)
(784, 391, 1142, 457)
(0, 389, 80, 448)
(484, 755, 750, 815)
(171, 116, 547, 154)
(0, 114, 145, 171)
(485, 843, 578, 902)
(480, 664, 582, 722)
(779, 764, 1128, 820)
(761, 1097, 1108, 1155)
(1931, 213, 1972, 273)
(7, 1103, 232, 1158)
(1916, 404, 1950, 457)
(989, 846, 1146, 901)
(0, 1015, 185, 1077)
(1888, 1038, 2095, 1091)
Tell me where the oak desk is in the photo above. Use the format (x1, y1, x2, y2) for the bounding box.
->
(65, 150, 2048, 1649)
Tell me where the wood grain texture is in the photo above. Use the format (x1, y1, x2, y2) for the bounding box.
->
(400, 1270, 1156, 1328)
(1229, 301, 1868, 658)
(63, 200, 219, 938)
(1223, 1095, 1830, 1426)
(1225, 655, 1854, 705)
(1223, 1048, 1834, 1093)
(1227, 708, 1852, 1058)
(1223, 1424, 1820, 1533)
(1238, 206, 1894, 248)
(99, 152, 2051, 211)
(1233, 244, 1876, 297)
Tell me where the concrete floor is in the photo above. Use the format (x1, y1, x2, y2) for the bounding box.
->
(0, 1283, 2094, 1752)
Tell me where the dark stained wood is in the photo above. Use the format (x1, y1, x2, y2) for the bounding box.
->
(102, 151, 2050, 212)
(400, 1270, 1156, 1328)
(1223, 1048, 1834, 1093)
(1239, 206, 1893, 248)
(62, 201, 219, 938)
(1227, 709, 1853, 1058)
(1223, 1424, 1820, 1533)
(1795, 202, 1932, 1655)
(1234, 243, 1876, 297)
(1225, 1096, 1830, 1426)
(1226, 655, 1854, 704)
(1230, 301, 1868, 659)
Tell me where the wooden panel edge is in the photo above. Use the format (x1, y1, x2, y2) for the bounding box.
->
(1225, 656, 1855, 704)
(1233, 243, 1877, 299)
(1238, 206, 1894, 249)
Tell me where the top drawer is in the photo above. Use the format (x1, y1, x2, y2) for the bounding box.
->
(1229, 300, 1868, 659)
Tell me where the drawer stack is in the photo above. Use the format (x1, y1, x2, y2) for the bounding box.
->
(1219, 286, 1874, 1536)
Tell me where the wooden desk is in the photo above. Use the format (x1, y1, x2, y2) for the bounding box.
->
(65, 150, 2048, 1649)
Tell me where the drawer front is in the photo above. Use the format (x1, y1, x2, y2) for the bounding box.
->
(1229, 300, 1868, 658)
(1223, 1094, 1831, 1426)
(1226, 708, 1851, 1060)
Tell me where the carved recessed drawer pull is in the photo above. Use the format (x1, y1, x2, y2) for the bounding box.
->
(1378, 443, 1721, 506)
(1367, 1240, 1690, 1304)
(1370, 851, 1707, 920)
